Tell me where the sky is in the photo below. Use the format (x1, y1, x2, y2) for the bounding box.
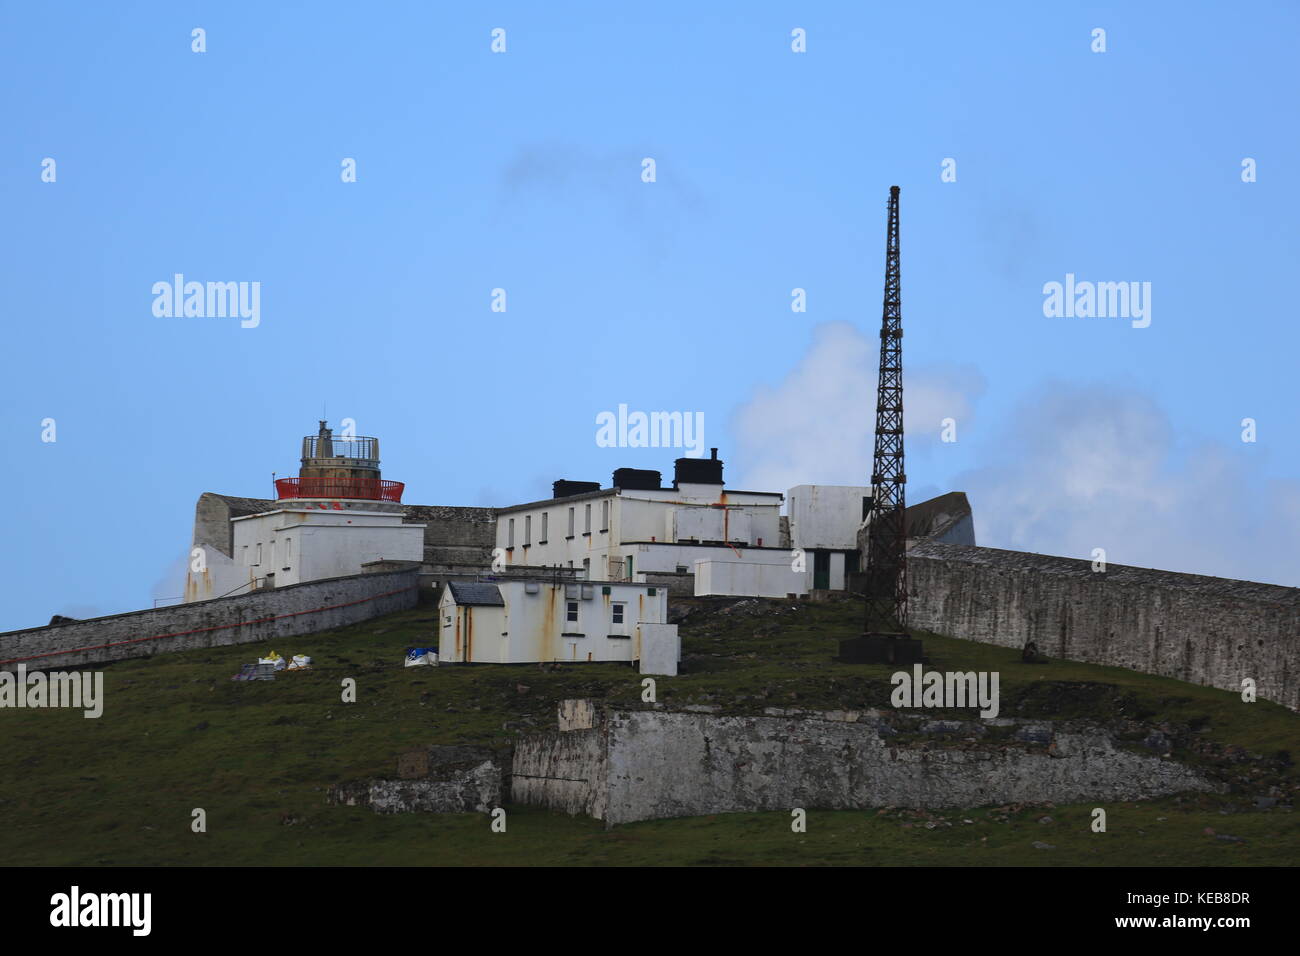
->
(2, 1, 1297, 629)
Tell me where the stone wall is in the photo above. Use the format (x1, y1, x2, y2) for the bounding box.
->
(0, 569, 418, 671)
(512, 702, 1221, 826)
(909, 543, 1300, 711)
(401, 504, 497, 570)
(329, 745, 505, 814)
(642, 571, 695, 598)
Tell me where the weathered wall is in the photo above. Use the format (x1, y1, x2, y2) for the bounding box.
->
(642, 571, 694, 598)
(0, 569, 418, 671)
(329, 745, 505, 814)
(513, 727, 609, 820)
(512, 703, 1222, 826)
(910, 543, 1300, 711)
(402, 505, 496, 570)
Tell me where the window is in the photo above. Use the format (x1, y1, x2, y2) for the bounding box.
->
(567, 507, 575, 536)
(582, 557, 590, 577)
(255, 543, 262, 566)
(508, 518, 515, 547)
(541, 512, 548, 541)
(566, 601, 579, 623)
(285, 538, 292, 562)
(525, 515, 532, 546)
(612, 603, 625, 625)
(601, 500, 609, 530)
(584, 503, 591, 533)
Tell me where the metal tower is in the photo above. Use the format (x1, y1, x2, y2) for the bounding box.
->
(839, 186, 924, 665)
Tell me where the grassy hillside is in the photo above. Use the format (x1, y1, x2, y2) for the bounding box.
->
(2, 596, 1295, 866)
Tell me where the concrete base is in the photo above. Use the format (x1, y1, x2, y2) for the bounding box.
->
(836, 634, 925, 665)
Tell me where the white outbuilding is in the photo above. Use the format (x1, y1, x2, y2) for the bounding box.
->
(438, 579, 680, 675)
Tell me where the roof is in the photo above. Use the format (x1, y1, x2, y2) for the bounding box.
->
(446, 581, 505, 606)
(495, 487, 614, 514)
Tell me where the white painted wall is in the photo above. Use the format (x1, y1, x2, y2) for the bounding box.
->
(438, 580, 677, 668)
(694, 559, 809, 598)
(787, 484, 871, 551)
(497, 487, 783, 581)
(185, 507, 424, 602)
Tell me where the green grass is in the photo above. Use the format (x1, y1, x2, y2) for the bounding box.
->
(1, 596, 1295, 865)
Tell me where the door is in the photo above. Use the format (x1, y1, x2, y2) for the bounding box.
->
(813, 550, 830, 590)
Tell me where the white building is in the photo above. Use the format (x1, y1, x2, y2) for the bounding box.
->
(438, 579, 680, 674)
(785, 483, 869, 589)
(495, 450, 787, 585)
(495, 451, 871, 599)
(187, 504, 425, 601)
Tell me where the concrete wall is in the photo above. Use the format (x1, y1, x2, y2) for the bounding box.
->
(910, 542, 1300, 711)
(787, 484, 870, 550)
(512, 703, 1222, 826)
(0, 569, 418, 671)
(694, 558, 807, 598)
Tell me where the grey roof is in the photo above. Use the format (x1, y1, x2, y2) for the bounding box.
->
(447, 581, 505, 606)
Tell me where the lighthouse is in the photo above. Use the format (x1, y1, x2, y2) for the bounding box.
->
(274, 421, 404, 503)
(184, 421, 423, 601)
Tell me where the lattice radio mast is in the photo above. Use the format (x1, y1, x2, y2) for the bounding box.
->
(839, 186, 925, 665)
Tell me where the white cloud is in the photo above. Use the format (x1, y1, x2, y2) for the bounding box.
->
(730, 328, 1298, 587)
(729, 321, 985, 493)
(957, 382, 1300, 587)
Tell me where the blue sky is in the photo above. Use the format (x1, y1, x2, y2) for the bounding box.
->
(2, 1, 1297, 629)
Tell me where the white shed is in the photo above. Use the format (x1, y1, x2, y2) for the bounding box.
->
(438, 579, 680, 675)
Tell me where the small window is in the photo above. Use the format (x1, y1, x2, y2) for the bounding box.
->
(601, 500, 609, 529)
(525, 515, 532, 546)
(566, 601, 579, 623)
(541, 512, 548, 541)
(508, 518, 515, 547)
(612, 603, 625, 625)
(584, 503, 591, 533)
(255, 543, 262, 566)
(567, 507, 575, 536)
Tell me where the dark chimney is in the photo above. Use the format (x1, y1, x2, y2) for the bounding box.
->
(673, 450, 724, 487)
(612, 468, 662, 491)
(552, 479, 602, 500)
